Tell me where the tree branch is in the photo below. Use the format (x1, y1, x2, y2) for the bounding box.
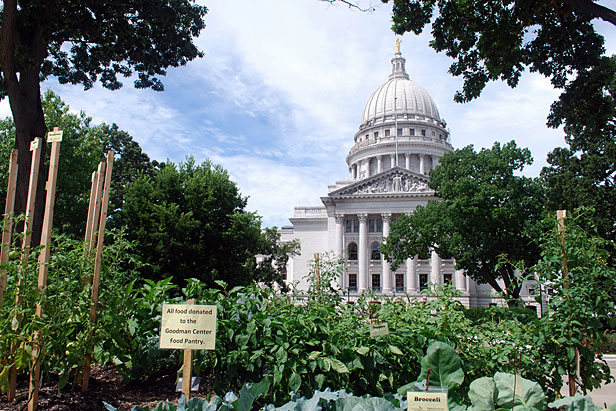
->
(319, 0, 376, 12)
(561, 0, 616, 26)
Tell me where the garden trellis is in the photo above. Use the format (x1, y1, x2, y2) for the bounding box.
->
(0, 128, 115, 411)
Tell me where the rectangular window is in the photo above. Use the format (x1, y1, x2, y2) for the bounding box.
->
(397, 128, 403, 136)
(353, 219, 359, 233)
(369, 219, 375, 232)
(371, 274, 381, 291)
(376, 219, 383, 232)
(385, 129, 390, 137)
(419, 274, 428, 290)
(374, 131, 379, 138)
(444, 273, 453, 285)
(346, 220, 352, 233)
(421, 129, 426, 137)
(348, 274, 357, 291)
(410, 128, 415, 136)
(395, 274, 404, 292)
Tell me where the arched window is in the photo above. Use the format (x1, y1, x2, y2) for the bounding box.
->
(348, 243, 358, 260)
(371, 242, 381, 260)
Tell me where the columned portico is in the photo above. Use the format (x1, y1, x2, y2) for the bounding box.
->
(358, 213, 368, 291)
(406, 255, 417, 293)
(377, 155, 383, 173)
(419, 154, 425, 174)
(381, 213, 392, 293)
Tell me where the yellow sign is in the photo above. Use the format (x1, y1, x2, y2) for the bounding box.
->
(47, 130, 63, 142)
(160, 303, 217, 350)
(369, 322, 389, 337)
(30, 139, 39, 151)
(408, 391, 449, 411)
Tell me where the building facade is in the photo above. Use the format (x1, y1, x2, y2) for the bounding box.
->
(280, 46, 534, 307)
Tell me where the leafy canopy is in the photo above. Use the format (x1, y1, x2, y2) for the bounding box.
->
(381, 141, 545, 304)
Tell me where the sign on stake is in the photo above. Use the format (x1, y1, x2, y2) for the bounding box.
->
(28, 129, 62, 411)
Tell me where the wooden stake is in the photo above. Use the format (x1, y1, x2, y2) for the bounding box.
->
(28, 132, 62, 411)
(84, 169, 98, 246)
(87, 162, 105, 250)
(8, 138, 42, 402)
(182, 300, 196, 399)
(558, 210, 579, 396)
(82, 151, 114, 391)
(0, 149, 18, 307)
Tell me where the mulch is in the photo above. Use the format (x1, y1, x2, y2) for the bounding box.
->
(0, 365, 213, 410)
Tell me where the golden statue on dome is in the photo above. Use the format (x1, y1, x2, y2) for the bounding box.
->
(396, 38, 401, 53)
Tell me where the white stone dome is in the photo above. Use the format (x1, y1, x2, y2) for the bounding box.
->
(360, 51, 441, 128)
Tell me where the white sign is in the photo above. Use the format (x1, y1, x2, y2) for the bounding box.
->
(160, 303, 217, 350)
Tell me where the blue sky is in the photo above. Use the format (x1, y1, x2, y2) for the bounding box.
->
(2, 0, 615, 228)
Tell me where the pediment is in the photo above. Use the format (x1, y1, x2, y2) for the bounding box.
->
(329, 167, 432, 198)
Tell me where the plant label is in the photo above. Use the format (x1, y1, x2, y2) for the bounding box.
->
(47, 130, 63, 142)
(407, 391, 449, 411)
(30, 139, 39, 151)
(160, 303, 217, 350)
(369, 322, 389, 337)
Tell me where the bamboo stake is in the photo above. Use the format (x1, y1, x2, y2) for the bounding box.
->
(84, 169, 98, 246)
(182, 300, 196, 399)
(558, 210, 579, 396)
(0, 149, 18, 307)
(82, 150, 114, 391)
(8, 138, 42, 402)
(28, 130, 62, 411)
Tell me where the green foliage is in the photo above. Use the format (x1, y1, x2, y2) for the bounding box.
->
(464, 306, 538, 325)
(532, 209, 616, 395)
(382, 141, 545, 304)
(0, 228, 139, 391)
(122, 157, 264, 288)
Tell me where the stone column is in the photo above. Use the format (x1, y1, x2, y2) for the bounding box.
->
(351, 164, 357, 180)
(335, 214, 344, 258)
(419, 154, 425, 175)
(455, 269, 466, 292)
(406, 255, 417, 293)
(358, 213, 368, 291)
(381, 213, 392, 293)
(377, 155, 382, 173)
(405, 153, 410, 170)
(389, 154, 395, 169)
(430, 249, 440, 287)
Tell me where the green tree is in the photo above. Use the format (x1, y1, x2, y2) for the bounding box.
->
(0, 91, 154, 238)
(381, 141, 545, 305)
(122, 157, 264, 287)
(0, 0, 207, 245)
(541, 56, 616, 258)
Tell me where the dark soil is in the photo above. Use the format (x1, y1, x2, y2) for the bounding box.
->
(0, 365, 213, 410)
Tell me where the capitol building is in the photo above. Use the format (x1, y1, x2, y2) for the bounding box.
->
(280, 45, 534, 307)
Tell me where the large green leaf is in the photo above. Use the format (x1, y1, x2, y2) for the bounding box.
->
(468, 377, 497, 411)
(493, 372, 545, 410)
(335, 396, 399, 410)
(548, 394, 600, 411)
(232, 380, 271, 411)
(417, 341, 464, 390)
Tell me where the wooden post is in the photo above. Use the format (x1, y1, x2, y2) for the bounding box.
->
(8, 138, 42, 401)
(0, 149, 18, 307)
(82, 150, 114, 391)
(86, 162, 105, 250)
(182, 300, 196, 399)
(557, 210, 579, 396)
(28, 129, 62, 411)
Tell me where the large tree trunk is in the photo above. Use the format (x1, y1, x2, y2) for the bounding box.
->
(1, 0, 49, 247)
